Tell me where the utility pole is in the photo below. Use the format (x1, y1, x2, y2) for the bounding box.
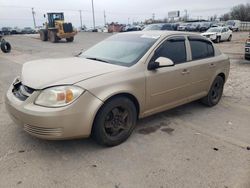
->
(104, 10, 107, 26)
(184, 9, 188, 21)
(79, 10, 83, 29)
(91, 0, 96, 29)
(31, 7, 36, 28)
(152, 13, 155, 23)
(128, 18, 130, 25)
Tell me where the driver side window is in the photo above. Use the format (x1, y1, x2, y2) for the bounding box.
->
(152, 37, 187, 64)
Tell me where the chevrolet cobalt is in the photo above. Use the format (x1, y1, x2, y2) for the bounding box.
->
(5, 31, 230, 146)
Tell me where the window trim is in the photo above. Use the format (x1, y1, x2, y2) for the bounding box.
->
(150, 36, 188, 65)
(188, 37, 215, 61)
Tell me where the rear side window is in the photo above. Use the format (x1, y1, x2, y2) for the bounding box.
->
(189, 39, 214, 60)
(153, 38, 187, 64)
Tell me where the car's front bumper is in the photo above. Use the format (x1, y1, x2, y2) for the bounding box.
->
(202, 34, 217, 41)
(5, 83, 103, 140)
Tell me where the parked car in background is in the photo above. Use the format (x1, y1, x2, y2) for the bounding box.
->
(86, 28, 98, 32)
(21, 27, 36, 34)
(143, 23, 175, 31)
(186, 23, 200, 32)
(245, 33, 250, 60)
(1, 27, 11, 35)
(199, 22, 212, 32)
(11, 27, 22, 34)
(226, 20, 241, 32)
(125, 25, 142, 32)
(177, 23, 190, 31)
(5, 31, 230, 146)
(201, 27, 232, 43)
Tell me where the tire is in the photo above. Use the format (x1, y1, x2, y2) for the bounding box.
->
(227, 35, 232, 42)
(1, 41, 11, 53)
(40, 30, 48, 41)
(215, 36, 221, 43)
(92, 97, 137, 147)
(66, 37, 74, 42)
(201, 76, 224, 107)
(49, 31, 58, 43)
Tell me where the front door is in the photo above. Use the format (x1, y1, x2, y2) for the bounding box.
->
(145, 36, 192, 116)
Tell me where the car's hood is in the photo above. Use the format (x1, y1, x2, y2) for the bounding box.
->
(201, 32, 217, 35)
(21, 57, 126, 89)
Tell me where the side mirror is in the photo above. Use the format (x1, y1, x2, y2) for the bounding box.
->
(73, 49, 84, 57)
(148, 57, 174, 70)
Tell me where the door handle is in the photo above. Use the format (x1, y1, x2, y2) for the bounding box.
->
(209, 63, 216, 68)
(181, 69, 190, 75)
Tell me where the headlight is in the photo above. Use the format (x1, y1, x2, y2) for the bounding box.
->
(35, 86, 84, 107)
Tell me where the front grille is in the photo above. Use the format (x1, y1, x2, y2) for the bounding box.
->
(12, 82, 34, 101)
(63, 23, 73, 33)
(24, 124, 63, 137)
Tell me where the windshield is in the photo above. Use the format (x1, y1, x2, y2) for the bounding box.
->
(207, 28, 222, 33)
(81, 34, 158, 67)
(143, 24, 163, 31)
(227, 21, 235, 26)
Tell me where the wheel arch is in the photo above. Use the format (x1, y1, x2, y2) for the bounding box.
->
(99, 92, 140, 118)
(217, 72, 225, 82)
(90, 92, 140, 136)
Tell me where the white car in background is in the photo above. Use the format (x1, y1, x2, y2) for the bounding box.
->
(201, 27, 232, 43)
(226, 20, 241, 32)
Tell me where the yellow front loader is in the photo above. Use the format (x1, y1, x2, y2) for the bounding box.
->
(40, 12, 77, 43)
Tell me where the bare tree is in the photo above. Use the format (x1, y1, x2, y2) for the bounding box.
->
(220, 13, 231, 21)
(230, 3, 250, 21)
(220, 3, 250, 21)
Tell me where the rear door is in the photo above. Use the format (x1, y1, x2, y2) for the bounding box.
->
(186, 36, 216, 101)
(221, 28, 229, 41)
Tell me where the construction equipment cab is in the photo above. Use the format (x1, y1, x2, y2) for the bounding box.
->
(40, 12, 77, 43)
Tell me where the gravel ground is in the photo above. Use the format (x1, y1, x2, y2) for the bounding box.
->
(0, 32, 250, 188)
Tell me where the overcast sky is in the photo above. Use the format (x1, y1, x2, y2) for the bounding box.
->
(0, 0, 248, 28)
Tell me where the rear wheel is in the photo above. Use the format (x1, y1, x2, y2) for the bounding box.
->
(92, 97, 137, 147)
(201, 76, 224, 107)
(66, 37, 74, 42)
(49, 31, 58, 43)
(40, 30, 48, 41)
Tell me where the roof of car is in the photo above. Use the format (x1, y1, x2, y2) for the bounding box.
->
(118, 30, 200, 38)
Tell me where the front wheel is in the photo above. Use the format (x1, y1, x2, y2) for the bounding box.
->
(92, 97, 137, 147)
(215, 36, 221, 43)
(227, 35, 232, 41)
(201, 76, 224, 107)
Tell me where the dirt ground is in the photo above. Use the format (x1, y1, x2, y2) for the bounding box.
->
(0, 32, 250, 188)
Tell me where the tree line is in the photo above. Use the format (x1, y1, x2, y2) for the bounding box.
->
(221, 3, 250, 21)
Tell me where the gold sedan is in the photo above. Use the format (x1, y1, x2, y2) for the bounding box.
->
(5, 31, 230, 146)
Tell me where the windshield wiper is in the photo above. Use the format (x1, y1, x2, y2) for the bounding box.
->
(86, 57, 110, 63)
